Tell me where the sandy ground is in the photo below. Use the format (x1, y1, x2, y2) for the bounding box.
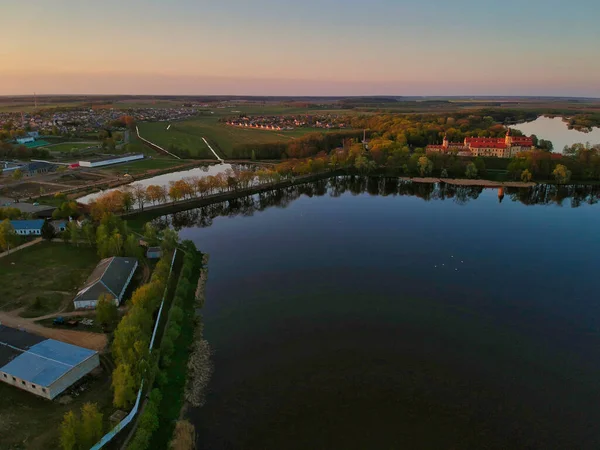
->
(401, 177, 535, 188)
(0, 310, 107, 351)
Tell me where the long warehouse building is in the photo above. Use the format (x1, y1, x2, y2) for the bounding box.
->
(79, 153, 144, 168)
(0, 325, 99, 400)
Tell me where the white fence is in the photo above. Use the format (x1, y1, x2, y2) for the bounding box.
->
(90, 249, 178, 450)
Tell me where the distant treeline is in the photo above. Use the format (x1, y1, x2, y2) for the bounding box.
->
(229, 130, 369, 159)
(0, 142, 49, 159)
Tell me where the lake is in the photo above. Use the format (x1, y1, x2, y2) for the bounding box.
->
(163, 177, 600, 449)
(514, 116, 600, 152)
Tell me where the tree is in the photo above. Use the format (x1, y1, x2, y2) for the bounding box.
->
(12, 168, 23, 181)
(143, 223, 159, 246)
(112, 363, 138, 409)
(59, 411, 78, 450)
(521, 169, 533, 182)
(465, 162, 478, 179)
(122, 190, 134, 212)
(354, 154, 375, 173)
(146, 185, 166, 205)
(68, 222, 81, 246)
(0, 219, 17, 252)
(440, 168, 449, 178)
(131, 184, 147, 210)
(418, 156, 433, 176)
(124, 233, 142, 259)
(96, 294, 119, 330)
(41, 220, 56, 241)
(82, 222, 96, 246)
(553, 164, 571, 184)
(161, 228, 179, 253)
(80, 403, 103, 449)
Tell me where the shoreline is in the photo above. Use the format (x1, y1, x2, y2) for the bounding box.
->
(403, 177, 535, 188)
(118, 171, 576, 224)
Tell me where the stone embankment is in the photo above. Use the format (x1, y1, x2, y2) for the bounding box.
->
(184, 254, 212, 409)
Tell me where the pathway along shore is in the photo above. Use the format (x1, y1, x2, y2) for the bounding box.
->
(120, 171, 537, 221)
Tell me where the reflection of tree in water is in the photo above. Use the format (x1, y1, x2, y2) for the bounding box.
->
(152, 176, 600, 230)
(505, 184, 600, 207)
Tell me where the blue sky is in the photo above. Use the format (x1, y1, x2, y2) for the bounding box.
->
(1, 0, 599, 96)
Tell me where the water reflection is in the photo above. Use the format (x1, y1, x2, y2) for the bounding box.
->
(77, 163, 254, 204)
(151, 176, 600, 230)
(514, 116, 600, 152)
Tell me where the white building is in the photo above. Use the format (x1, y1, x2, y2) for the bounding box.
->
(74, 257, 138, 309)
(79, 154, 144, 168)
(0, 325, 100, 400)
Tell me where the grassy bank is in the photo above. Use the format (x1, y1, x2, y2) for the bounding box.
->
(126, 242, 203, 450)
(0, 242, 98, 315)
(150, 246, 204, 449)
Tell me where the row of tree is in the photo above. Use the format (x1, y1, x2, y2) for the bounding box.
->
(128, 241, 202, 450)
(111, 245, 175, 409)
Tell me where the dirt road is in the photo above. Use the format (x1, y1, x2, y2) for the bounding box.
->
(0, 237, 43, 259)
(0, 311, 106, 351)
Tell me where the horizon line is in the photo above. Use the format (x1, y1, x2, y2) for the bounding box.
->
(1, 94, 599, 100)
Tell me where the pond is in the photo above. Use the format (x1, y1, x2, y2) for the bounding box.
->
(77, 163, 234, 204)
(513, 116, 600, 152)
(164, 177, 600, 449)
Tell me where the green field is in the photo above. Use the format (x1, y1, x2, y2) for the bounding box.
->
(106, 157, 185, 175)
(43, 141, 100, 153)
(0, 242, 98, 316)
(138, 114, 349, 160)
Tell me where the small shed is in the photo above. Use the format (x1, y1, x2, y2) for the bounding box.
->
(51, 220, 68, 233)
(146, 247, 162, 259)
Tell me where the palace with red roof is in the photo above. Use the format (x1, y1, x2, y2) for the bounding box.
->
(427, 130, 534, 158)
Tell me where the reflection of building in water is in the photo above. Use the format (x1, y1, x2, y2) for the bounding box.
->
(498, 187, 505, 203)
(427, 130, 535, 158)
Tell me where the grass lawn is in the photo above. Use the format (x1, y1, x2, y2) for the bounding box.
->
(42, 142, 100, 153)
(0, 242, 99, 316)
(105, 157, 185, 176)
(0, 364, 113, 450)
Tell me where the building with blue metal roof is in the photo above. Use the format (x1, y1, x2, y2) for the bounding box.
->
(10, 219, 45, 236)
(0, 325, 99, 399)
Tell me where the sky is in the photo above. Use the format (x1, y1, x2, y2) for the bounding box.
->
(1, 0, 599, 97)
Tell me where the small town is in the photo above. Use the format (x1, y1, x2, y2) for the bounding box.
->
(223, 114, 348, 130)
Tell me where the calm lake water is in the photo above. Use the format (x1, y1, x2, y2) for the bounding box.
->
(77, 163, 233, 204)
(514, 116, 600, 152)
(163, 178, 600, 449)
